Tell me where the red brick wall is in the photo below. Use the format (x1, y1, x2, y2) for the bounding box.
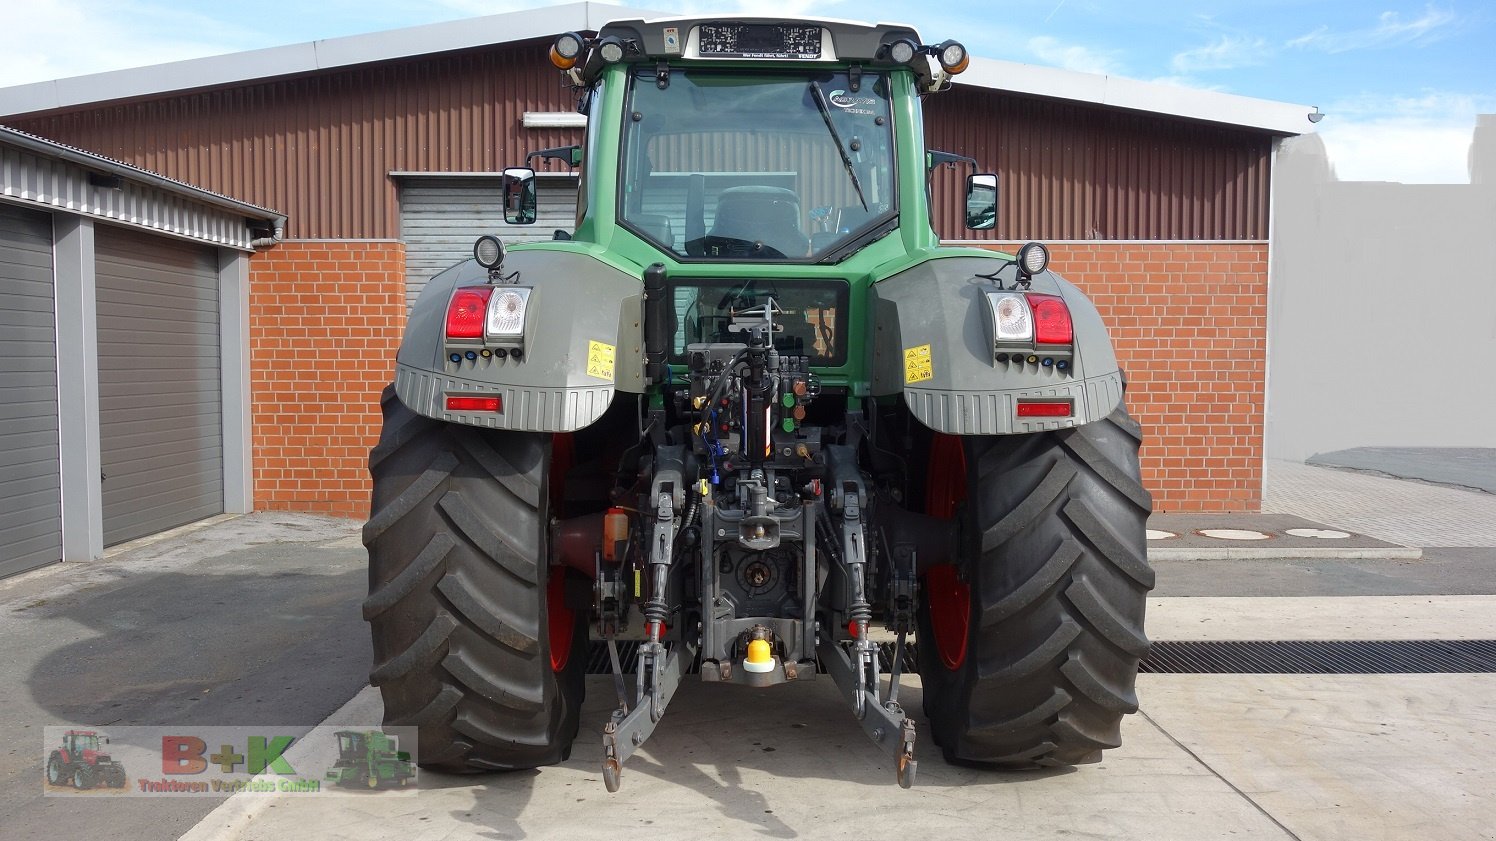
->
(246, 240, 1263, 516)
(987, 242, 1267, 512)
(249, 241, 406, 517)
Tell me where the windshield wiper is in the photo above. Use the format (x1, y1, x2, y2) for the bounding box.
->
(809, 81, 868, 212)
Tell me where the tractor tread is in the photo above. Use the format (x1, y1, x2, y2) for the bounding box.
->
(362, 452, 459, 545)
(920, 404, 1153, 768)
(1065, 575, 1152, 657)
(362, 533, 453, 620)
(437, 490, 536, 586)
(438, 570, 541, 655)
(364, 385, 582, 773)
(370, 613, 457, 686)
(979, 538, 1080, 627)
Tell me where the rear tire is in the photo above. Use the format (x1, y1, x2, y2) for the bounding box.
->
(364, 386, 586, 772)
(919, 405, 1154, 767)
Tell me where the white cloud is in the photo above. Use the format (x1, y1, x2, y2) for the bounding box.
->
(1315, 91, 1496, 183)
(1170, 35, 1271, 74)
(1288, 5, 1459, 53)
(1026, 35, 1123, 75)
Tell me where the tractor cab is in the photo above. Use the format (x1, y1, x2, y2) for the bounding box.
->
(334, 730, 366, 760)
(64, 731, 101, 755)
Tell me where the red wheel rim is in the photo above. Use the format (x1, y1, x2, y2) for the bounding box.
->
(925, 433, 968, 520)
(547, 571, 575, 672)
(925, 433, 970, 670)
(925, 564, 970, 670)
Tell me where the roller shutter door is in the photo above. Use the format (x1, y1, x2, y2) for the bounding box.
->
(398, 176, 577, 311)
(0, 205, 61, 578)
(95, 225, 222, 546)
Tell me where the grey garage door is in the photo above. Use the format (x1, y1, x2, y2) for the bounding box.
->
(95, 225, 223, 547)
(0, 205, 61, 578)
(398, 176, 578, 311)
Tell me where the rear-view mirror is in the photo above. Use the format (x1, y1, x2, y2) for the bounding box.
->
(965, 173, 997, 230)
(501, 167, 538, 224)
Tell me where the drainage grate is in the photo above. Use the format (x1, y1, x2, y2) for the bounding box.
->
(1140, 639, 1496, 674)
(586, 640, 1496, 675)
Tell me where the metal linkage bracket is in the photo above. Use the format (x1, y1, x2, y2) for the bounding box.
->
(601, 639, 695, 792)
(816, 636, 918, 788)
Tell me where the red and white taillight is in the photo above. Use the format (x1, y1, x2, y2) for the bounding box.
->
(983, 291, 1073, 350)
(445, 287, 492, 339)
(1023, 293, 1073, 345)
(445, 285, 532, 347)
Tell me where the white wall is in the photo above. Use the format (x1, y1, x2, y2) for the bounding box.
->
(1267, 116, 1496, 461)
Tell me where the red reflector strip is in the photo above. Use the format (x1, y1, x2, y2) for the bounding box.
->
(446, 395, 502, 412)
(1016, 400, 1072, 418)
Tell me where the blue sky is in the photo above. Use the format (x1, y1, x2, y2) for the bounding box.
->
(3, 0, 1491, 182)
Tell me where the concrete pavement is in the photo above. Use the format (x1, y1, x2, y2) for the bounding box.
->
(177, 591, 1496, 841)
(3, 458, 1495, 841)
(0, 513, 372, 841)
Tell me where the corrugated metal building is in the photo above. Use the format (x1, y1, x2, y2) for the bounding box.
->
(0, 2, 1311, 539)
(0, 126, 282, 577)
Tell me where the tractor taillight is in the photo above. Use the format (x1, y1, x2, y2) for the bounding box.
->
(446, 287, 493, 339)
(1024, 293, 1073, 345)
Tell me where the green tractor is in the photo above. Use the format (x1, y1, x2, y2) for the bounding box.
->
(325, 730, 415, 789)
(364, 14, 1152, 791)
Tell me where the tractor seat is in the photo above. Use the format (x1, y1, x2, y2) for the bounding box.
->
(708, 187, 810, 258)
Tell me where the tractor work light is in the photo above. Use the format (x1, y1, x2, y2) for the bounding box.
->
(1017, 241, 1050, 276)
(445, 287, 494, 339)
(474, 234, 505, 270)
(936, 40, 969, 74)
(597, 37, 626, 64)
(886, 38, 918, 64)
(485, 287, 532, 341)
(552, 32, 585, 68)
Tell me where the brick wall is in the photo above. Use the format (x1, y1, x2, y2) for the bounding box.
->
(249, 241, 406, 517)
(988, 242, 1267, 512)
(246, 240, 1263, 516)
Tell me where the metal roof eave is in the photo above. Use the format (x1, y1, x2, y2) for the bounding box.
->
(959, 57, 1311, 136)
(0, 125, 286, 231)
(0, 3, 1311, 137)
(0, 2, 653, 118)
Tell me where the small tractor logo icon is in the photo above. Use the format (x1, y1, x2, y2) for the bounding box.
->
(325, 730, 414, 789)
(47, 730, 127, 789)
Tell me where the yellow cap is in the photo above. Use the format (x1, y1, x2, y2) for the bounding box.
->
(746, 639, 772, 664)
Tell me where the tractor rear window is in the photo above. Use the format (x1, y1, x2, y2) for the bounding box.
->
(667, 278, 849, 365)
(621, 69, 897, 263)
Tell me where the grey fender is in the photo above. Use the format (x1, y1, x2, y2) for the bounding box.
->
(394, 248, 645, 432)
(868, 256, 1124, 435)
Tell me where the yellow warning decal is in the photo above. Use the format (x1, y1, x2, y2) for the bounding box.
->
(904, 344, 934, 384)
(586, 340, 617, 380)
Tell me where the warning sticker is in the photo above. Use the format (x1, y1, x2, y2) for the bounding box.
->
(903, 344, 933, 384)
(586, 340, 617, 381)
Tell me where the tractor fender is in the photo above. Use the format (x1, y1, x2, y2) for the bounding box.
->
(868, 255, 1124, 435)
(394, 249, 645, 432)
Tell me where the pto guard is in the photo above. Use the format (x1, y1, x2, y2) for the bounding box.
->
(870, 256, 1124, 435)
(394, 249, 645, 432)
